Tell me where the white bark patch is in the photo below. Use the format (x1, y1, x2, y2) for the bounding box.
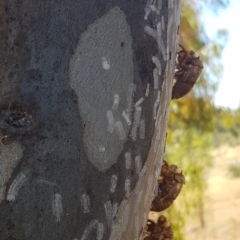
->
(158, 0, 162, 9)
(112, 203, 118, 218)
(102, 57, 110, 70)
(99, 145, 106, 152)
(144, 26, 157, 39)
(107, 110, 115, 133)
(52, 193, 63, 222)
(110, 174, 118, 193)
(7, 173, 27, 201)
(131, 106, 142, 141)
(135, 155, 142, 175)
(125, 152, 132, 169)
(124, 178, 131, 197)
(97, 222, 104, 240)
(104, 201, 117, 228)
(126, 84, 136, 113)
(112, 94, 120, 110)
(81, 193, 90, 213)
(167, 13, 174, 46)
(152, 55, 162, 75)
(0, 139, 24, 203)
(145, 83, 150, 97)
(161, 15, 165, 30)
(122, 111, 132, 126)
(135, 97, 144, 108)
(115, 121, 126, 140)
(153, 91, 161, 120)
(81, 220, 98, 240)
(144, 0, 161, 20)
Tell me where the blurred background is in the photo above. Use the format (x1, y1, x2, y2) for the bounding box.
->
(159, 0, 240, 239)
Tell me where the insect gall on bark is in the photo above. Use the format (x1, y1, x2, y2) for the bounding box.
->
(0, 102, 35, 143)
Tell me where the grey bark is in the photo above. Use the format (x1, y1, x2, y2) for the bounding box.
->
(0, 0, 181, 239)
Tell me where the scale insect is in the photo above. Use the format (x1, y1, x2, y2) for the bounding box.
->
(172, 44, 204, 99)
(144, 215, 174, 240)
(151, 160, 185, 212)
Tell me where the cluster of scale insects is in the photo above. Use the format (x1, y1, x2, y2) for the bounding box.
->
(144, 160, 185, 240)
(144, 45, 203, 240)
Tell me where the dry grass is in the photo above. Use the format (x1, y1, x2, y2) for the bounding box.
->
(185, 145, 240, 240)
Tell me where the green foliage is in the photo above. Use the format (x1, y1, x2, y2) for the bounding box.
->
(164, 127, 213, 239)
(213, 107, 240, 147)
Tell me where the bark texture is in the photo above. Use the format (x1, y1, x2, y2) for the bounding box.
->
(0, 0, 181, 239)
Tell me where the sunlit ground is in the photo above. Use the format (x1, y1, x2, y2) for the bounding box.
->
(185, 145, 240, 240)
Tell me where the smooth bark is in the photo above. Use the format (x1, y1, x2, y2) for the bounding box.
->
(0, 0, 181, 239)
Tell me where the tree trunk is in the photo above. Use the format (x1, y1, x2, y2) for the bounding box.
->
(0, 0, 181, 239)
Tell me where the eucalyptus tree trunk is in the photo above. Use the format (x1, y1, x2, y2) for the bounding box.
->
(0, 0, 181, 239)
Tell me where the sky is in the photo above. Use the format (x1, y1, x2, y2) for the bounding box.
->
(201, 0, 240, 110)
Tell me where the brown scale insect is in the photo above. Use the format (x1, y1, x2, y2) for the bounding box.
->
(151, 160, 185, 212)
(172, 44, 204, 99)
(144, 215, 174, 240)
